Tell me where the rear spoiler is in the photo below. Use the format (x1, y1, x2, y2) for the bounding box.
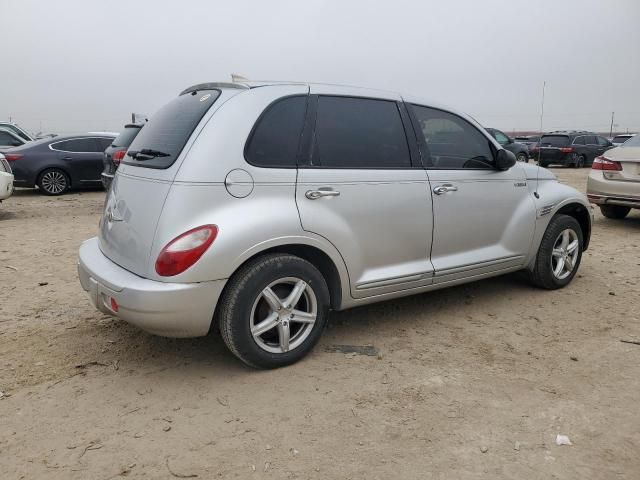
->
(180, 82, 249, 96)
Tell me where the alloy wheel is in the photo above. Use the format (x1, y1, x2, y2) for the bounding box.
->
(250, 277, 318, 354)
(551, 229, 579, 280)
(41, 171, 67, 194)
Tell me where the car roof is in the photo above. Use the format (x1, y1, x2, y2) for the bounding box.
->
(181, 80, 455, 110)
(49, 133, 116, 141)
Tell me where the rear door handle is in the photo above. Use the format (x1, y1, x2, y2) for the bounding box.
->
(305, 188, 340, 200)
(433, 184, 458, 195)
(62, 156, 73, 161)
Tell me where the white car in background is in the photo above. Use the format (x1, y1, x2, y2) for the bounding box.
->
(0, 153, 14, 201)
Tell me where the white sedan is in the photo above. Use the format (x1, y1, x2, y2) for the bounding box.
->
(0, 153, 14, 201)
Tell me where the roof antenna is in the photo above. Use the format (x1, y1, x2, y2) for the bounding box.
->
(534, 80, 546, 199)
(231, 73, 249, 83)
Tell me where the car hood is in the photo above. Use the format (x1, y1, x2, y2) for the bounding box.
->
(603, 146, 640, 162)
(520, 162, 557, 181)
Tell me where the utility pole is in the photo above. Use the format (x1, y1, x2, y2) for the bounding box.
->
(609, 112, 615, 138)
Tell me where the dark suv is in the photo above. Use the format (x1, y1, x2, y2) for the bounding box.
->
(532, 131, 613, 168)
(101, 124, 143, 189)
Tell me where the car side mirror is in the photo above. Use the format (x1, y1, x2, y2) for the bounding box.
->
(495, 149, 516, 170)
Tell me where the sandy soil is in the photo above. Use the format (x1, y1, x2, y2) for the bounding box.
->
(1, 168, 639, 479)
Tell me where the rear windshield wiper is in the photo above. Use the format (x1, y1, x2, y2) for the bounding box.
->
(127, 149, 171, 161)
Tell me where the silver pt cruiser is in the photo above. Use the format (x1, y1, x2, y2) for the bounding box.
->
(79, 80, 592, 368)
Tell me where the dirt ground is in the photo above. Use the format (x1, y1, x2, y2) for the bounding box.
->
(0, 167, 639, 479)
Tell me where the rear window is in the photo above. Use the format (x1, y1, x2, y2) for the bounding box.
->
(621, 135, 640, 147)
(540, 135, 569, 147)
(123, 89, 220, 169)
(613, 135, 632, 144)
(112, 126, 142, 148)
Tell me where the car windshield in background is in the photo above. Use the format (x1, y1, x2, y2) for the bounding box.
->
(112, 126, 142, 148)
(621, 135, 640, 147)
(123, 89, 221, 169)
(540, 135, 570, 147)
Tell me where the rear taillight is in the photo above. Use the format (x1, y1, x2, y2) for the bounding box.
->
(155, 225, 218, 277)
(592, 156, 622, 171)
(112, 150, 126, 165)
(4, 154, 23, 161)
(559, 147, 574, 153)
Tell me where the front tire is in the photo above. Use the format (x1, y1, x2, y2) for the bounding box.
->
(600, 205, 630, 219)
(517, 152, 528, 163)
(528, 214, 583, 289)
(217, 254, 330, 369)
(38, 168, 69, 196)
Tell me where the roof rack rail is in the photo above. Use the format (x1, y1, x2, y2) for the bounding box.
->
(179, 82, 249, 95)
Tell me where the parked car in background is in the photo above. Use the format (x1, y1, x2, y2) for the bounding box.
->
(531, 131, 614, 168)
(101, 123, 143, 190)
(485, 128, 529, 162)
(0, 122, 33, 142)
(4, 133, 115, 195)
(79, 80, 592, 369)
(611, 133, 636, 147)
(0, 153, 14, 202)
(0, 128, 28, 149)
(587, 134, 640, 219)
(515, 135, 540, 151)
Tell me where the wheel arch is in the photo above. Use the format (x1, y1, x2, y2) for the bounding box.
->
(555, 202, 591, 250)
(219, 240, 349, 312)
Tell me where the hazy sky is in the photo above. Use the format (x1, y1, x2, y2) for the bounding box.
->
(1, 0, 639, 135)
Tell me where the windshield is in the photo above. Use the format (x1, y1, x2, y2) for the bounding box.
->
(112, 126, 142, 148)
(540, 135, 570, 147)
(123, 89, 220, 169)
(621, 135, 640, 147)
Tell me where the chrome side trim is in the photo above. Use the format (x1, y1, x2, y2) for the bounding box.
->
(434, 255, 524, 277)
(355, 272, 431, 290)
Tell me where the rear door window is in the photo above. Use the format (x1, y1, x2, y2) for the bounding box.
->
(573, 136, 585, 145)
(124, 90, 221, 169)
(540, 135, 569, 147)
(312, 96, 411, 168)
(52, 138, 101, 152)
(245, 96, 307, 167)
(410, 105, 494, 169)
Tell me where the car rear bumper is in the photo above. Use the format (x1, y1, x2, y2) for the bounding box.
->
(0, 171, 13, 200)
(78, 237, 226, 337)
(587, 172, 640, 208)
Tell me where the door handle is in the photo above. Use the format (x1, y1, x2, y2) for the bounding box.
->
(62, 156, 73, 161)
(433, 184, 458, 195)
(305, 188, 340, 200)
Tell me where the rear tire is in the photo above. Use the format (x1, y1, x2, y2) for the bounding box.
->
(516, 152, 528, 163)
(600, 205, 630, 219)
(217, 253, 330, 369)
(528, 214, 583, 290)
(38, 168, 69, 196)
